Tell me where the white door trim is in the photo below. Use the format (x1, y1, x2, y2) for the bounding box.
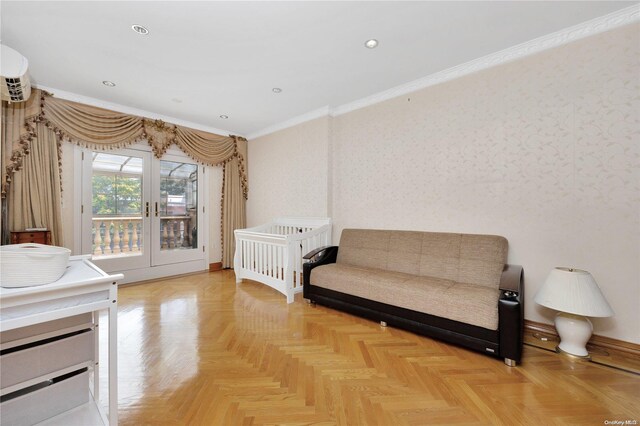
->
(77, 144, 209, 281)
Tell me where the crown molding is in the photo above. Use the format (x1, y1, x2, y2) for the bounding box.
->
(246, 106, 330, 140)
(249, 4, 640, 138)
(35, 84, 237, 137)
(331, 4, 639, 117)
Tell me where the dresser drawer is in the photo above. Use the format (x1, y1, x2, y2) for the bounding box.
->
(0, 370, 89, 426)
(10, 231, 51, 245)
(0, 313, 93, 346)
(14, 235, 46, 244)
(0, 330, 94, 389)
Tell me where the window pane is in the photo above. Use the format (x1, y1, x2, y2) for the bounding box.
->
(92, 152, 144, 259)
(115, 176, 142, 215)
(159, 160, 198, 251)
(92, 174, 116, 215)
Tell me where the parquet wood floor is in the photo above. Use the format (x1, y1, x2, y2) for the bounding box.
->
(104, 271, 640, 425)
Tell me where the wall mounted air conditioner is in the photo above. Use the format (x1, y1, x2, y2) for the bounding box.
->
(1, 44, 31, 102)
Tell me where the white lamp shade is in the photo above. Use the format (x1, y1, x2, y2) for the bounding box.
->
(534, 267, 614, 318)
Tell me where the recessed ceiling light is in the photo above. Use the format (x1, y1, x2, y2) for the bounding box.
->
(272, 87, 282, 93)
(102, 80, 116, 87)
(220, 115, 229, 119)
(364, 39, 378, 49)
(131, 24, 149, 35)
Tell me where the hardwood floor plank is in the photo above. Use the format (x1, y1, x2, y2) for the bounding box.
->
(100, 271, 639, 425)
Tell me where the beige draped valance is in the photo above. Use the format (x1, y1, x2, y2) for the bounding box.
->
(2, 90, 248, 197)
(2, 89, 247, 266)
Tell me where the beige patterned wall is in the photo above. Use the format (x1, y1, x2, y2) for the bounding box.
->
(247, 23, 639, 343)
(331, 23, 639, 343)
(248, 116, 330, 227)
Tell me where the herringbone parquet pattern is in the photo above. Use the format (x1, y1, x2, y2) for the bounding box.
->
(107, 271, 640, 425)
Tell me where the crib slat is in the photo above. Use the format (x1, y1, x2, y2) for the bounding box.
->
(273, 245, 277, 278)
(278, 247, 284, 280)
(263, 244, 271, 276)
(251, 241, 256, 272)
(234, 218, 331, 303)
(245, 239, 248, 268)
(257, 242, 261, 273)
(265, 243, 268, 275)
(262, 242, 266, 274)
(275, 246, 279, 280)
(263, 242, 267, 274)
(264, 244, 268, 276)
(272, 246, 276, 279)
(278, 246, 282, 280)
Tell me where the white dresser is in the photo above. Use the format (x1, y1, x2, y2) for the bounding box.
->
(0, 256, 122, 425)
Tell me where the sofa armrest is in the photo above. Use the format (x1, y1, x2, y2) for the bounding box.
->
(498, 264, 524, 364)
(303, 245, 335, 260)
(500, 264, 523, 297)
(303, 246, 339, 293)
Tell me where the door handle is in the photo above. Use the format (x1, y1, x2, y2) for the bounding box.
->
(155, 202, 159, 217)
(145, 202, 150, 218)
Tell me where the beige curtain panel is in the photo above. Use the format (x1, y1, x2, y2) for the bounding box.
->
(2, 89, 248, 266)
(8, 123, 63, 246)
(1, 90, 42, 196)
(221, 155, 247, 268)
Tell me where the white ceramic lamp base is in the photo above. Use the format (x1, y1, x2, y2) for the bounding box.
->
(554, 312, 592, 358)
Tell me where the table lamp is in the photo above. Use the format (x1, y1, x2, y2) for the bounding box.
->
(534, 267, 614, 359)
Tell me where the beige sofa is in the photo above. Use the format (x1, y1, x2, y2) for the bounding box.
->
(303, 229, 524, 365)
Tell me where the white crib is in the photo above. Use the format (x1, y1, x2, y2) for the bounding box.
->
(234, 217, 332, 303)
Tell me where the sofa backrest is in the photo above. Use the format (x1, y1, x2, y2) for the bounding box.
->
(336, 229, 508, 288)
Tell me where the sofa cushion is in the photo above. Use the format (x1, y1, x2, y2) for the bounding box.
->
(458, 234, 508, 288)
(417, 232, 462, 281)
(337, 229, 507, 289)
(311, 263, 500, 330)
(336, 229, 392, 271)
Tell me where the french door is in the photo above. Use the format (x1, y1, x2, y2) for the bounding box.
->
(81, 147, 204, 274)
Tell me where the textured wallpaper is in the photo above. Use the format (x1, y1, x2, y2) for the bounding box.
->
(248, 116, 329, 227)
(331, 24, 640, 343)
(247, 24, 639, 343)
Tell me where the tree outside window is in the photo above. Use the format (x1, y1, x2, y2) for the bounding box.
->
(92, 174, 142, 216)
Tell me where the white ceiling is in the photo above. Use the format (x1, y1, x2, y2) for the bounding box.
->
(1, 1, 637, 138)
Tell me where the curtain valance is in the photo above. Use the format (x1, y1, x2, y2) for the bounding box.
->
(2, 89, 248, 199)
(2, 89, 247, 267)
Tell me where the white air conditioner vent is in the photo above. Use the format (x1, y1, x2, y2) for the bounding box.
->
(1, 44, 31, 102)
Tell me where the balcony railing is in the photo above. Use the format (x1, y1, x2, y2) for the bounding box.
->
(159, 216, 195, 250)
(92, 216, 193, 258)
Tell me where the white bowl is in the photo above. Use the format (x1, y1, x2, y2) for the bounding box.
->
(0, 244, 71, 288)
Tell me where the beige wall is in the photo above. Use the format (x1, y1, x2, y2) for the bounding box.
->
(247, 24, 640, 343)
(247, 116, 330, 227)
